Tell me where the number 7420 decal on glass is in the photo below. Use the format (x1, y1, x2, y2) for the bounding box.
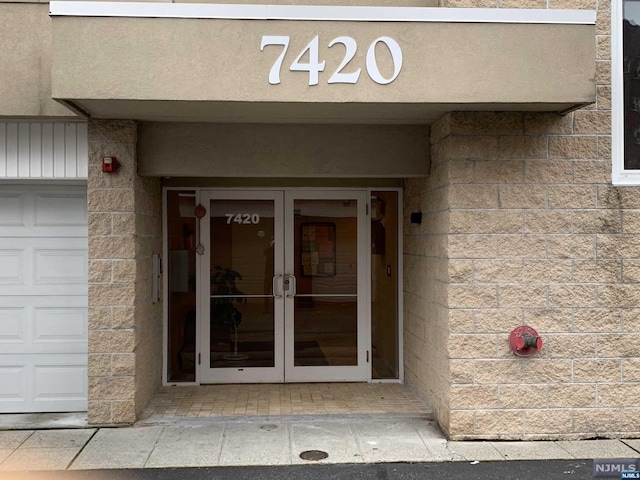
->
(260, 35, 402, 86)
(225, 213, 260, 225)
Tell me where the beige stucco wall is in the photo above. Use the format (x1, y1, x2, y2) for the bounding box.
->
(138, 123, 429, 178)
(87, 120, 162, 424)
(51, 15, 595, 121)
(0, 3, 75, 118)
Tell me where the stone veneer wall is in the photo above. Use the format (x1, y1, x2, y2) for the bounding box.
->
(438, 110, 633, 440)
(402, 0, 640, 440)
(403, 127, 452, 430)
(87, 120, 162, 424)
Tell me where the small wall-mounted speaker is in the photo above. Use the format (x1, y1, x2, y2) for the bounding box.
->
(410, 212, 422, 224)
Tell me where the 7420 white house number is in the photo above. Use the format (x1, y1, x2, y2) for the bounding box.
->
(260, 35, 402, 86)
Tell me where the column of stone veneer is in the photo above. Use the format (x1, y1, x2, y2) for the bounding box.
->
(86, 120, 162, 424)
(441, 108, 639, 440)
(427, 0, 639, 442)
(403, 117, 452, 433)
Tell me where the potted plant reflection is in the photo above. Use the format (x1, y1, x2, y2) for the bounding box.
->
(210, 266, 248, 360)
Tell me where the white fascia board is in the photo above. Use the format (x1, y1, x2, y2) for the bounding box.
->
(49, 2, 596, 24)
(611, 0, 629, 185)
(50, 2, 268, 19)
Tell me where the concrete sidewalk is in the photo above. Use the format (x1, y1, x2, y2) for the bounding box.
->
(0, 417, 639, 472)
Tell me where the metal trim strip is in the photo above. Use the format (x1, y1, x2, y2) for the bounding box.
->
(49, 2, 596, 24)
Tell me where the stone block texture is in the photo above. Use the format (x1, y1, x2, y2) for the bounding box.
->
(403, 0, 631, 440)
(404, 153, 450, 430)
(87, 120, 162, 425)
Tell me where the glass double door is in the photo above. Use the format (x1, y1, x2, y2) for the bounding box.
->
(200, 190, 368, 383)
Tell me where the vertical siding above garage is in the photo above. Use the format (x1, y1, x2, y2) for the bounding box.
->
(0, 121, 88, 179)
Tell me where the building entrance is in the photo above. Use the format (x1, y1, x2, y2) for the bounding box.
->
(165, 187, 400, 385)
(200, 190, 368, 383)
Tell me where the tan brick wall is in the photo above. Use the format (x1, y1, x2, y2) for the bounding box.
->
(87, 120, 162, 425)
(404, 0, 638, 440)
(403, 118, 451, 429)
(427, 107, 640, 440)
(133, 177, 163, 419)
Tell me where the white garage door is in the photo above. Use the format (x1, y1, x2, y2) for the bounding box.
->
(0, 185, 88, 413)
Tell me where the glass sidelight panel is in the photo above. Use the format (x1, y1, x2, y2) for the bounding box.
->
(292, 199, 358, 367)
(371, 191, 399, 379)
(166, 190, 197, 382)
(208, 200, 276, 368)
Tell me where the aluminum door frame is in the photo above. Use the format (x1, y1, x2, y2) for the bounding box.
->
(199, 190, 285, 383)
(283, 190, 369, 382)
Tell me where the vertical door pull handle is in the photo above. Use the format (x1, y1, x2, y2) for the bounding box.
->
(272, 274, 284, 298)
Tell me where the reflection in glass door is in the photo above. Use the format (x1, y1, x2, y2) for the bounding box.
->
(284, 191, 368, 382)
(199, 190, 367, 383)
(200, 192, 284, 383)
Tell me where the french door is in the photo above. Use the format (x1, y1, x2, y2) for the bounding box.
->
(199, 190, 368, 383)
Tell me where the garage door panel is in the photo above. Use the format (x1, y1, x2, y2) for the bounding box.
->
(0, 238, 87, 249)
(0, 295, 87, 308)
(33, 307, 87, 344)
(35, 249, 87, 285)
(0, 193, 26, 226)
(0, 239, 87, 294)
(0, 364, 27, 403)
(0, 184, 88, 413)
(33, 363, 87, 403)
(0, 303, 87, 355)
(0, 356, 87, 413)
(0, 308, 26, 344)
(34, 193, 87, 226)
(0, 250, 25, 285)
(0, 227, 87, 238)
(0, 344, 87, 355)
(0, 286, 88, 297)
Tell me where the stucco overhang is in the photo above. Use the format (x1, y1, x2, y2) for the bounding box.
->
(50, 3, 596, 124)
